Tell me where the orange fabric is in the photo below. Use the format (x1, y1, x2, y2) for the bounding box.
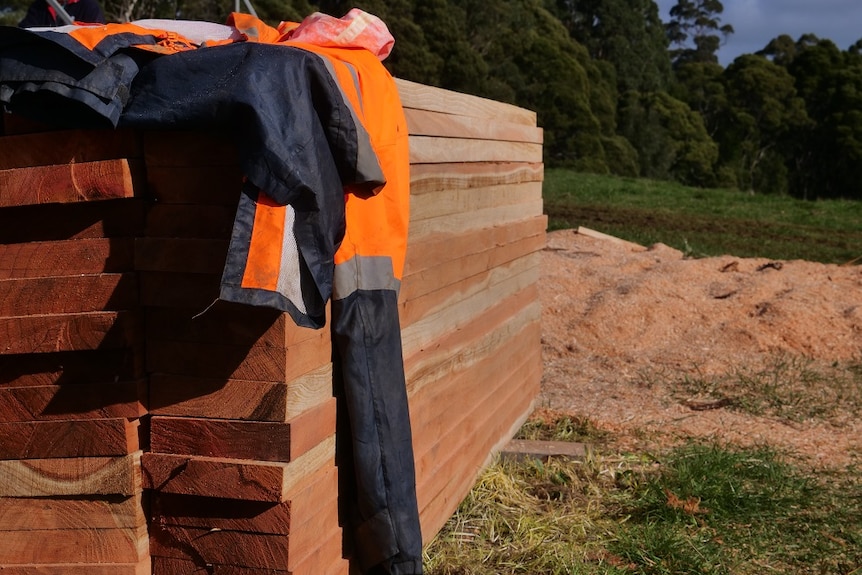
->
(65, 22, 199, 53)
(241, 191, 285, 291)
(233, 15, 410, 282)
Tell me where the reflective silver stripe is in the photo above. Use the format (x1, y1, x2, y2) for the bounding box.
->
(333, 255, 401, 300)
(275, 204, 306, 314)
(315, 55, 384, 191)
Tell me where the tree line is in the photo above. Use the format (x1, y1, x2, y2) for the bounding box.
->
(3, 0, 861, 200)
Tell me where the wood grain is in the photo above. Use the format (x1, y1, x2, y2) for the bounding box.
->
(145, 330, 331, 383)
(0, 380, 146, 422)
(0, 130, 142, 171)
(0, 418, 140, 459)
(0, 274, 138, 316)
(149, 398, 335, 462)
(148, 363, 333, 422)
(404, 108, 542, 143)
(409, 136, 543, 164)
(0, 238, 134, 279)
(396, 78, 537, 126)
(0, 494, 146, 531)
(409, 162, 543, 195)
(0, 452, 142, 497)
(0, 160, 137, 207)
(141, 435, 335, 502)
(0, 312, 140, 355)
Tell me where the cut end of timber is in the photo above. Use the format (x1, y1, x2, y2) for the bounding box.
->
(499, 439, 588, 462)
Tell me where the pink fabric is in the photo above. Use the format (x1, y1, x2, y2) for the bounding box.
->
(283, 9, 394, 61)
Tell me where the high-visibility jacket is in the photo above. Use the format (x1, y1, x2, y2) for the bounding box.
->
(0, 16, 422, 575)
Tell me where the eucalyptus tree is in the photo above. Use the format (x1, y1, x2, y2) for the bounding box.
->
(548, 0, 672, 94)
(665, 0, 733, 65)
(787, 38, 862, 199)
(716, 54, 810, 194)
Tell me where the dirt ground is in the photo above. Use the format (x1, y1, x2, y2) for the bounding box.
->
(538, 228, 862, 470)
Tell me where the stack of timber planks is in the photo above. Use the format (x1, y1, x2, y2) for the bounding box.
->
(0, 77, 543, 574)
(395, 79, 545, 540)
(134, 131, 344, 575)
(0, 127, 151, 574)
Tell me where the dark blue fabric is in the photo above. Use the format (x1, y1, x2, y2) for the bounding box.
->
(332, 289, 423, 575)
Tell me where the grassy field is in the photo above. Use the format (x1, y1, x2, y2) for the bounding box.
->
(423, 171, 862, 574)
(542, 169, 862, 264)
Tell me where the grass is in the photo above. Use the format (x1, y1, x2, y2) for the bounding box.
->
(424, 170, 862, 574)
(667, 355, 862, 424)
(424, 415, 862, 575)
(542, 169, 862, 264)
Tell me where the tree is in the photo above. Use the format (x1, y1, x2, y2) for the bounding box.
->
(548, 0, 673, 94)
(716, 54, 810, 194)
(787, 38, 862, 199)
(618, 90, 717, 185)
(666, 0, 733, 65)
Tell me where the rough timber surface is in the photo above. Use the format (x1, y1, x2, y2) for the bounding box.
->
(0, 78, 543, 574)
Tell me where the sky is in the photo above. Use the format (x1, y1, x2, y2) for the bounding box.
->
(654, 0, 862, 65)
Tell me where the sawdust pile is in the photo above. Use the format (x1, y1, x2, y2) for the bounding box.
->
(538, 228, 862, 469)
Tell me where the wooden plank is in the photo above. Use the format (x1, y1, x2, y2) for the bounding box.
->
(0, 199, 145, 244)
(410, 181, 542, 223)
(0, 418, 140, 459)
(0, 495, 146, 531)
(0, 312, 140, 355)
(409, 162, 544, 195)
(0, 524, 149, 564)
(145, 166, 243, 205)
(149, 398, 336, 462)
(149, 524, 289, 570)
(576, 225, 647, 252)
(0, 381, 147, 422)
(403, 215, 546, 277)
(151, 463, 337, 534)
(417, 359, 540, 541)
(400, 235, 544, 328)
(148, 363, 333, 422)
(404, 108, 543, 143)
(146, 330, 330, 383)
(145, 303, 323, 349)
(395, 78, 536, 126)
(143, 131, 239, 168)
(145, 203, 236, 239)
(0, 274, 138, 316)
(404, 289, 540, 396)
(409, 320, 540, 438)
(142, 435, 335, 502)
(134, 237, 229, 274)
(0, 348, 144, 387)
(0, 238, 134, 279)
(0, 452, 142, 497)
(407, 198, 544, 240)
(152, 557, 287, 574)
(0, 130, 142, 171)
(0, 159, 137, 207)
(400, 253, 540, 356)
(500, 439, 588, 462)
(409, 136, 543, 164)
(0, 560, 151, 575)
(152, 495, 292, 536)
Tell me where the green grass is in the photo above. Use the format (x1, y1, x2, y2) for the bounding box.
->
(424, 417, 862, 575)
(543, 170, 862, 264)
